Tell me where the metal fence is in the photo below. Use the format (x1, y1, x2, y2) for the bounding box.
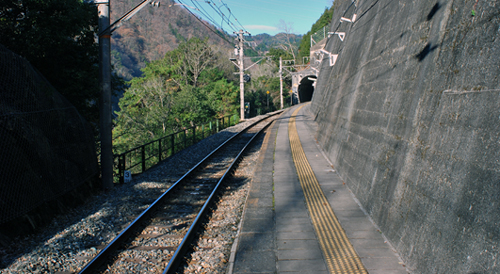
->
(0, 45, 99, 225)
(311, 26, 328, 47)
(113, 114, 238, 183)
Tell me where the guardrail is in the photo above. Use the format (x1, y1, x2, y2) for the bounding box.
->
(113, 114, 238, 184)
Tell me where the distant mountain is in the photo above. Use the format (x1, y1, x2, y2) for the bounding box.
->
(109, 0, 302, 80)
(246, 33, 303, 54)
(110, 0, 234, 80)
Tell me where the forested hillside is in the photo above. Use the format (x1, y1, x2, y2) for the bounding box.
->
(110, 0, 304, 80)
(246, 33, 302, 55)
(112, 37, 239, 153)
(110, 0, 235, 80)
(298, 5, 335, 62)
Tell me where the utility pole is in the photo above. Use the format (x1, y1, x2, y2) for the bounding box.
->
(279, 56, 283, 109)
(95, 0, 160, 189)
(97, 0, 113, 189)
(230, 30, 264, 120)
(238, 30, 245, 120)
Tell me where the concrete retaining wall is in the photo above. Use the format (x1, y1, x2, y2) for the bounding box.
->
(310, 0, 499, 273)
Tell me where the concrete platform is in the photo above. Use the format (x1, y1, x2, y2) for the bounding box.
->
(229, 104, 409, 274)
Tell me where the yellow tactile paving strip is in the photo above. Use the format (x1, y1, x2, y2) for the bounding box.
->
(288, 105, 368, 274)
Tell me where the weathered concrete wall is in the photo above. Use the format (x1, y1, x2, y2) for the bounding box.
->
(310, 0, 499, 273)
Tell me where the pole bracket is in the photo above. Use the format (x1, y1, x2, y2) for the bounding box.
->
(317, 49, 339, 66)
(340, 14, 357, 23)
(328, 32, 346, 41)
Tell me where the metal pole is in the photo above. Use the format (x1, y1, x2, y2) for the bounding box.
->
(98, 1, 113, 189)
(279, 57, 283, 109)
(171, 134, 175, 155)
(141, 146, 146, 172)
(192, 126, 196, 145)
(183, 130, 187, 148)
(158, 139, 162, 161)
(239, 30, 245, 121)
(119, 155, 125, 184)
(267, 90, 269, 111)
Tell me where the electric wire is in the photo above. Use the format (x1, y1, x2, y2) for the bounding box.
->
(174, 0, 244, 35)
(174, 0, 249, 44)
(187, 0, 232, 32)
(211, 1, 244, 33)
(217, 0, 248, 32)
(176, 0, 235, 46)
(187, 0, 223, 29)
(210, 1, 240, 32)
(202, 0, 239, 33)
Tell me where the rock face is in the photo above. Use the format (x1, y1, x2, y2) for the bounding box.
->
(0, 45, 99, 235)
(310, 0, 499, 273)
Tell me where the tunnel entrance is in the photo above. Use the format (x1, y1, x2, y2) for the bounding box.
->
(298, 75, 316, 103)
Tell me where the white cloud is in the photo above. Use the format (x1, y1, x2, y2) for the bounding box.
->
(244, 25, 279, 31)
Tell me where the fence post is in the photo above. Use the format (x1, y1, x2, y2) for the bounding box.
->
(192, 126, 196, 145)
(171, 134, 175, 155)
(183, 130, 187, 149)
(158, 139, 162, 162)
(119, 154, 125, 184)
(216, 119, 219, 132)
(141, 146, 146, 172)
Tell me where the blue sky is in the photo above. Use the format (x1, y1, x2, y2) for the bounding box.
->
(181, 0, 334, 36)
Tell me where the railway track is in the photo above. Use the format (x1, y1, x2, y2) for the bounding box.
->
(78, 113, 281, 273)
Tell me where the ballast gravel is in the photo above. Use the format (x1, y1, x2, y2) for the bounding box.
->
(0, 114, 273, 274)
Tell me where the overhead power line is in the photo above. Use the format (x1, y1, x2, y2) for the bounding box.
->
(175, 0, 235, 46)
(174, 0, 248, 36)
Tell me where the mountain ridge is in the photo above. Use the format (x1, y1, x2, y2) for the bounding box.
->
(109, 0, 303, 80)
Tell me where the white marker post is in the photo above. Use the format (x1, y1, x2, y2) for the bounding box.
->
(124, 170, 132, 183)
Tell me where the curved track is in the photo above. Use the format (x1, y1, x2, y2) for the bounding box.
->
(78, 113, 281, 273)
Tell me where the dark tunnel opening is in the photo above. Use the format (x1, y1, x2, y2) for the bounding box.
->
(298, 75, 316, 103)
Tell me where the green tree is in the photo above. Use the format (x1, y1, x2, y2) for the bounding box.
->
(199, 68, 239, 117)
(112, 38, 238, 153)
(0, 0, 100, 124)
(244, 74, 294, 117)
(113, 76, 177, 153)
(266, 48, 294, 67)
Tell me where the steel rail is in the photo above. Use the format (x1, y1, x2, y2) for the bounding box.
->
(78, 111, 282, 273)
(163, 114, 277, 273)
